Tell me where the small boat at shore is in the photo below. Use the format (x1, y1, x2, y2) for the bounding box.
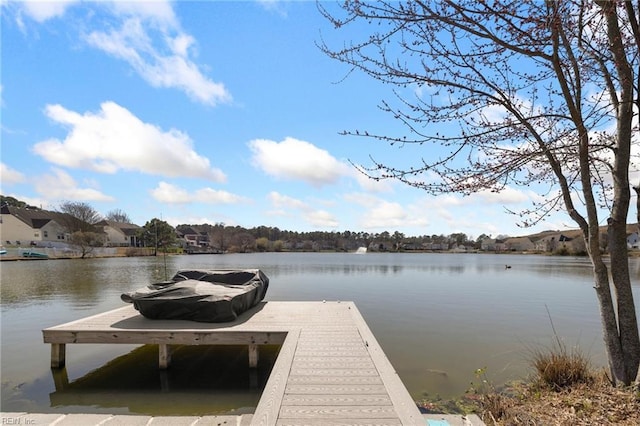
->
(0, 247, 6, 255)
(21, 249, 49, 259)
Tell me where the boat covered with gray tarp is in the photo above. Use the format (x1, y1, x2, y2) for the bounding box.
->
(121, 269, 269, 322)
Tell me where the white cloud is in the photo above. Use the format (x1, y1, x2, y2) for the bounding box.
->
(249, 137, 351, 186)
(432, 194, 465, 207)
(109, 1, 177, 27)
(9, 0, 228, 105)
(352, 168, 394, 192)
(264, 208, 288, 218)
(437, 207, 454, 223)
(33, 101, 226, 182)
(150, 182, 248, 205)
(257, 0, 288, 17)
(249, 137, 393, 191)
(343, 192, 378, 207)
(471, 187, 532, 205)
(85, 15, 230, 106)
(19, 0, 79, 22)
(268, 191, 308, 210)
(360, 200, 410, 228)
(150, 182, 191, 203)
(267, 191, 339, 229)
(344, 192, 429, 229)
(34, 168, 114, 201)
(307, 210, 339, 228)
(435, 187, 533, 207)
(0, 163, 26, 185)
(408, 189, 563, 237)
(403, 188, 534, 234)
(194, 187, 248, 204)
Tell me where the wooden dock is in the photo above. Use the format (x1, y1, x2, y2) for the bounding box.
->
(42, 301, 425, 425)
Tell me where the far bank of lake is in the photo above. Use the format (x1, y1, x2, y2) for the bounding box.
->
(1, 252, 639, 415)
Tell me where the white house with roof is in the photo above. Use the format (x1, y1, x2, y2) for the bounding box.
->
(0, 205, 70, 247)
(96, 220, 141, 247)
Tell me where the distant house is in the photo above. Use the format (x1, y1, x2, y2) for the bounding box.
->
(402, 242, 421, 251)
(557, 233, 588, 254)
(533, 235, 557, 252)
(418, 242, 450, 251)
(450, 244, 470, 253)
(504, 237, 535, 252)
(368, 241, 393, 251)
(533, 232, 586, 254)
(96, 220, 141, 247)
(0, 205, 70, 246)
(480, 238, 495, 251)
(480, 238, 506, 252)
(177, 226, 210, 248)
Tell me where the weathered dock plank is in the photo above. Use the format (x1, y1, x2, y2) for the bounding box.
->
(285, 384, 388, 394)
(278, 405, 399, 419)
(292, 357, 376, 369)
(289, 368, 381, 377)
(286, 375, 384, 385)
(282, 394, 392, 406)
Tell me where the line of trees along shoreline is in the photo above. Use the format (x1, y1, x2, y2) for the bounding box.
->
(3, 195, 636, 256)
(0, 195, 506, 253)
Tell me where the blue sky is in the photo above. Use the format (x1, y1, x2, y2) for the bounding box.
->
(1, 0, 581, 239)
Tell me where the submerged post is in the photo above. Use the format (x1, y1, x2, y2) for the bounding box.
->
(51, 367, 69, 391)
(158, 344, 172, 369)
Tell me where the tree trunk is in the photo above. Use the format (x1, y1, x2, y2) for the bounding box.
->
(590, 252, 626, 382)
(596, 0, 640, 386)
(635, 185, 640, 233)
(607, 218, 640, 384)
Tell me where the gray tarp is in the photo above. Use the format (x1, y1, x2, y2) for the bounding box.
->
(121, 269, 269, 322)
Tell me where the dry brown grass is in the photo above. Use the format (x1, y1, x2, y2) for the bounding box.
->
(419, 369, 639, 425)
(529, 343, 592, 390)
(480, 372, 640, 425)
(469, 339, 640, 425)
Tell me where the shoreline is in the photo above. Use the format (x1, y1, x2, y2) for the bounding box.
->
(3, 247, 636, 261)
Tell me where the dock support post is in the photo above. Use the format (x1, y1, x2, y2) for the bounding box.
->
(51, 343, 66, 368)
(248, 344, 258, 368)
(159, 344, 172, 369)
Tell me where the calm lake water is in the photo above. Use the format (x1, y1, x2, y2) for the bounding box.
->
(1, 252, 639, 415)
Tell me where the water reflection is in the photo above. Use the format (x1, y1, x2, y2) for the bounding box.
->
(1, 257, 177, 309)
(46, 345, 278, 415)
